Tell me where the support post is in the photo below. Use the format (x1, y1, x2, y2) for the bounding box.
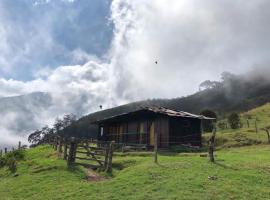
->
(57, 138, 63, 154)
(154, 131, 158, 164)
(18, 141, 21, 150)
(67, 137, 77, 167)
(54, 137, 58, 151)
(208, 126, 216, 162)
(63, 142, 68, 160)
(0, 149, 2, 158)
(105, 141, 114, 172)
(247, 119, 250, 128)
(255, 119, 258, 133)
(4, 148, 7, 154)
(263, 128, 270, 144)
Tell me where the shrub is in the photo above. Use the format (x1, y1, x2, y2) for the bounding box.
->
(6, 157, 17, 173)
(0, 157, 6, 168)
(228, 113, 241, 129)
(218, 121, 227, 130)
(1, 149, 25, 173)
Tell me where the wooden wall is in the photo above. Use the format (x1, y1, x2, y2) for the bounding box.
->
(99, 115, 201, 147)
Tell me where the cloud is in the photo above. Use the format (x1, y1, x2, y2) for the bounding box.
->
(1, 0, 270, 147)
(0, 0, 112, 80)
(108, 0, 270, 99)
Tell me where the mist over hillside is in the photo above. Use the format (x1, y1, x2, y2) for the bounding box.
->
(1, 67, 270, 147)
(74, 67, 270, 139)
(0, 92, 52, 148)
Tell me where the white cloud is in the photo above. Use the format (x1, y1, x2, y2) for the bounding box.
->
(1, 0, 270, 147)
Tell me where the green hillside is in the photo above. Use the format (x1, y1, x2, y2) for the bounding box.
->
(1, 103, 270, 200)
(203, 103, 270, 149)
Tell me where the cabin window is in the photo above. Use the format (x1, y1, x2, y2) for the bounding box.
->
(100, 127, 104, 136)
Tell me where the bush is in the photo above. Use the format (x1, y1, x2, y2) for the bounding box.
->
(6, 157, 17, 173)
(5, 149, 25, 160)
(0, 157, 6, 168)
(218, 121, 227, 130)
(1, 149, 25, 173)
(228, 113, 241, 129)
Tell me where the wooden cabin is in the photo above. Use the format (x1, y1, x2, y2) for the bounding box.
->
(94, 107, 214, 148)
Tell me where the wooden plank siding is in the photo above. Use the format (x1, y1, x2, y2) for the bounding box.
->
(98, 115, 202, 148)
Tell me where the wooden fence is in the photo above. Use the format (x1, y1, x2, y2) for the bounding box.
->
(0, 141, 23, 158)
(52, 137, 114, 172)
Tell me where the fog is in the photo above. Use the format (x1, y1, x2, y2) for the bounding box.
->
(1, 0, 270, 148)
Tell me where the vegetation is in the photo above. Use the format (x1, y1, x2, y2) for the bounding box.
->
(228, 113, 241, 129)
(2, 97, 270, 199)
(0, 149, 25, 173)
(1, 145, 270, 199)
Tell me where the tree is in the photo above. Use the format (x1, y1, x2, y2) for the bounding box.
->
(200, 110, 217, 132)
(199, 80, 222, 91)
(228, 113, 241, 129)
(28, 126, 54, 146)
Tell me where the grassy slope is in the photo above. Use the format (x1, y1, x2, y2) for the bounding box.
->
(203, 103, 270, 148)
(1, 145, 270, 200)
(1, 103, 270, 200)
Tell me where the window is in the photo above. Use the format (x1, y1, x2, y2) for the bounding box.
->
(100, 127, 104, 136)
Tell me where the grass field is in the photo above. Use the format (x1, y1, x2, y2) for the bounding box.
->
(1, 103, 270, 200)
(1, 145, 270, 200)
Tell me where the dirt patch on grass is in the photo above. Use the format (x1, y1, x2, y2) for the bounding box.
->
(85, 169, 108, 182)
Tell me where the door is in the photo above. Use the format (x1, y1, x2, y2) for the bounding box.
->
(139, 122, 144, 144)
(150, 122, 155, 146)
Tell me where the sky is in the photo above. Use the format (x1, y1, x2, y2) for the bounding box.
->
(0, 0, 270, 146)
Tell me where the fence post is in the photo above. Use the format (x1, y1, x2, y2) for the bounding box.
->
(57, 138, 63, 154)
(154, 132, 158, 164)
(0, 149, 2, 157)
(255, 119, 258, 133)
(247, 119, 250, 128)
(67, 137, 77, 167)
(4, 148, 7, 154)
(208, 127, 216, 162)
(54, 137, 58, 151)
(63, 141, 68, 160)
(105, 141, 114, 172)
(18, 141, 21, 150)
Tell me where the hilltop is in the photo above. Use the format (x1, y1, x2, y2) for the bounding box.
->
(1, 103, 270, 199)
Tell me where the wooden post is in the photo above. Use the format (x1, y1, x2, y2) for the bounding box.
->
(263, 128, 270, 144)
(104, 143, 110, 170)
(208, 126, 216, 162)
(266, 130, 270, 144)
(63, 142, 68, 160)
(0, 149, 2, 158)
(255, 119, 258, 133)
(54, 137, 58, 151)
(105, 141, 114, 172)
(67, 137, 77, 167)
(57, 138, 63, 154)
(247, 119, 250, 128)
(154, 131, 158, 164)
(255, 118, 258, 133)
(4, 148, 7, 154)
(18, 141, 21, 150)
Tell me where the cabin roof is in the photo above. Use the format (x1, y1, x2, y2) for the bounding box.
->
(92, 107, 215, 124)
